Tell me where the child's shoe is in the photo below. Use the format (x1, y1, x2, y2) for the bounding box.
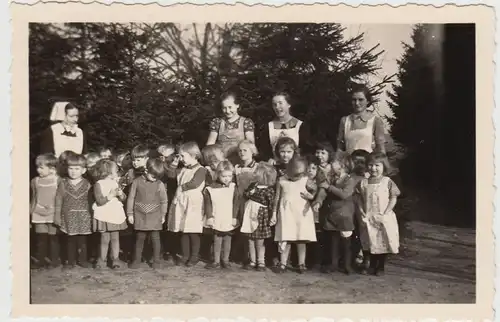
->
(77, 261, 89, 268)
(242, 262, 256, 270)
(94, 259, 106, 269)
(273, 263, 286, 274)
(256, 264, 266, 272)
(186, 259, 199, 267)
(205, 262, 221, 269)
(129, 261, 141, 269)
(221, 261, 232, 269)
(298, 264, 307, 274)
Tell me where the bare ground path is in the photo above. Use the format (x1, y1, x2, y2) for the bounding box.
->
(30, 221, 475, 304)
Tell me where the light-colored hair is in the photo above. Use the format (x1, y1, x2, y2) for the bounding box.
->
(157, 144, 176, 155)
(35, 153, 58, 168)
(85, 152, 101, 167)
(179, 141, 202, 160)
(146, 158, 165, 178)
(216, 160, 235, 176)
(238, 140, 258, 157)
(131, 144, 150, 159)
(202, 144, 225, 165)
(254, 162, 277, 186)
(286, 155, 308, 179)
(94, 159, 118, 180)
(66, 153, 87, 168)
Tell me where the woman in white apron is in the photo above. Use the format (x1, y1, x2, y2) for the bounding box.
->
(336, 85, 386, 154)
(206, 92, 255, 164)
(257, 92, 311, 163)
(40, 101, 87, 158)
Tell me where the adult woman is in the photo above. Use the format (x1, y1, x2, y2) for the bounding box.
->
(258, 92, 311, 163)
(337, 85, 386, 154)
(206, 92, 255, 164)
(40, 102, 87, 157)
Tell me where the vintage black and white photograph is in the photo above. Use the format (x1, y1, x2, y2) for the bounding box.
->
(27, 20, 476, 304)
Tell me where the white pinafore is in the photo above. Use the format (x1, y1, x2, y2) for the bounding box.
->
(51, 123, 84, 157)
(205, 183, 236, 232)
(268, 120, 302, 158)
(358, 176, 400, 254)
(92, 179, 127, 225)
(240, 186, 268, 234)
(168, 164, 205, 233)
(344, 115, 375, 154)
(274, 176, 316, 242)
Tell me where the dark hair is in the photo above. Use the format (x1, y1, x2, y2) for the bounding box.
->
(351, 149, 371, 159)
(305, 154, 321, 167)
(273, 91, 292, 105)
(131, 144, 150, 159)
(146, 158, 165, 179)
(221, 91, 240, 105)
(366, 152, 392, 175)
(315, 142, 335, 162)
(35, 153, 58, 168)
(98, 146, 113, 156)
(274, 137, 298, 158)
(65, 103, 78, 112)
(94, 159, 118, 181)
(66, 153, 86, 168)
(350, 84, 373, 106)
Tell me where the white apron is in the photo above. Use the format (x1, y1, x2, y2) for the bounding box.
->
(358, 176, 399, 254)
(51, 123, 84, 157)
(268, 120, 302, 158)
(274, 176, 317, 242)
(206, 183, 236, 232)
(344, 115, 375, 154)
(92, 179, 126, 225)
(168, 164, 205, 233)
(240, 199, 263, 234)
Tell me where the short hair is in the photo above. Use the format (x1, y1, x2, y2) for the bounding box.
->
(146, 158, 165, 179)
(315, 142, 335, 162)
(65, 103, 78, 112)
(304, 154, 321, 167)
(98, 146, 113, 156)
(273, 91, 292, 106)
(85, 152, 101, 167)
(216, 160, 235, 175)
(351, 149, 370, 160)
(201, 144, 225, 165)
(254, 162, 277, 186)
(350, 83, 373, 106)
(366, 152, 392, 175)
(179, 141, 202, 160)
(114, 151, 130, 165)
(58, 150, 76, 164)
(286, 155, 308, 178)
(94, 159, 118, 181)
(238, 140, 258, 157)
(35, 153, 58, 168)
(157, 144, 176, 155)
(131, 144, 150, 159)
(221, 91, 240, 105)
(66, 153, 87, 168)
(274, 137, 298, 158)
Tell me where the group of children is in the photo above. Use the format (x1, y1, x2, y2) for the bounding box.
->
(30, 137, 400, 277)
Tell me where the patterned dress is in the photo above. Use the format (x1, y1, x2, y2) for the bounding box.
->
(240, 183, 275, 239)
(54, 178, 93, 235)
(209, 117, 255, 165)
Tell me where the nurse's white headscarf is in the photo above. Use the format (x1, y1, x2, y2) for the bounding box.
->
(49, 101, 71, 122)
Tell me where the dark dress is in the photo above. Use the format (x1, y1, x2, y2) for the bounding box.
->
(242, 183, 275, 240)
(54, 178, 93, 235)
(322, 175, 357, 232)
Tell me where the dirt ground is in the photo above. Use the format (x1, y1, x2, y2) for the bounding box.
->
(30, 220, 475, 304)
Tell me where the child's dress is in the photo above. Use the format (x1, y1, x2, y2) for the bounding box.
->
(168, 164, 206, 233)
(323, 175, 357, 232)
(92, 178, 128, 232)
(127, 176, 168, 231)
(203, 182, 238, 234)
(234, 161, 258, 216)
(305, 177, 319, 224)
(241, 183, 275, 239)
(54, 178, 93, 235)
(357, 176, 400, 254)
(30, 175, 59, 227)
(274, 176, 317, 242)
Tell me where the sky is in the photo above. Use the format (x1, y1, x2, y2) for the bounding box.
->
(342, 24, 414, 122)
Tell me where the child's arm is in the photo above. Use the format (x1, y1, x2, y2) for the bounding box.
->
(126, 179, 138, 223)
(181, 167, 207, 191)
(53, 181, 64, 227)
(354, 182, 365, 215)
(232, 187, 240, 225)
(159, 182, 168, 223)
(94, 182, 113, 206)
(29, 178, 37, 216)
(326, 177, 357, 200)
(270, 181, 282, 225)
(203, 188, 214, 227)
(383, 178, 401, 215)
(205, 170, 214, 186)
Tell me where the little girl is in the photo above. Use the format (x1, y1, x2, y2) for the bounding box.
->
(356, 152, 400, 276)
(127, 158, 169, 269)
(273, 137, 298, 178)
(54, 153, 93, 269)
(240, 162, 277, 271)
(273, 156, 317, 274)
(201, 144, 226, 185)
(203, 161, 239, 269)
(315, 142, 335, 179)
(168, 141, 208, 267)
(98, 146, 113, 160)
(92, 159, 128, 269)
(319, 156, 358, 275)
(30, 153, 61, 268)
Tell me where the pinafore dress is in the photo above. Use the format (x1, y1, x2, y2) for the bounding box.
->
(92, 178, 128, 232)
(31, 176, 59, 224)
(206, 183, 236, 233)
(344, 115, 375, 154)
(168, 164, 205, 233)
(357, 176, 400, 254)
(217, 117, 247, 165)
(268, 120, 302, 159)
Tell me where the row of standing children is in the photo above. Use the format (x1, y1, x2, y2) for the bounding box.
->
(30, 138, 400, 276)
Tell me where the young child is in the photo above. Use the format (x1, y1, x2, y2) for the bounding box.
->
(125, 144, 150, 187)
(240, 162, 277, 271)
(114, 150, 132, 181)
(57, 150, 76, 177)
(273, 156, 317, 274)
(85, 152, 101, 183)
(203, 161, 239, 269)
(201, 144, 226, 185)
(53, 153, 93, 269)
(303, 155, 323, 270)
(348, 149, 371, 268)
(127, 158, 169, 269)
(92, 159, 128, 269)
(167, 141, 208, 267)
(315, 142, 335, 179)
(30, 153, 61, 268)
(98, 146, 113, 160)
(233, 140, 259, 265)
(318, 155, 357, 275)
(273, 137, 298, 178)
(356, 152, 400, 276)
